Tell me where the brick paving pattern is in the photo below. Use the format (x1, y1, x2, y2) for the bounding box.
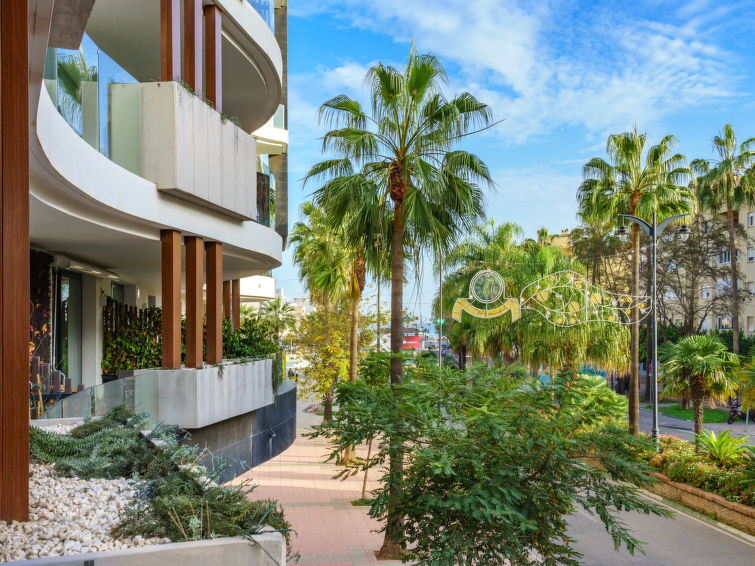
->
(237, 403, 403, 565)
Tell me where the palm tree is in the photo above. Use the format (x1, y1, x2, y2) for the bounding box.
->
(578, 127, 693, 435)
(660, 334, 739, 443)
(290, 202, 351, 421)
(692, 124, 755, 356)
(56, 49, 98, 132)
(307, 49, 494, 557)
(259, 296, 295, 343)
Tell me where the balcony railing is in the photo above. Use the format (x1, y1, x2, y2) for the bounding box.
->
(43, 34, 141, 175)
(248, 0, 274, 32)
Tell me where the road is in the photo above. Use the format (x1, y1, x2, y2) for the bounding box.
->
(638, 406, 754, 445)
(569, 498, 754, 564)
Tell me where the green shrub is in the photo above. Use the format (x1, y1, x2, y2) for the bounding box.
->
(696, 430, 750, 467)
(31, 406, 293, 554)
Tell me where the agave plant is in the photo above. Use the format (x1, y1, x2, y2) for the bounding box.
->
(695, 430, 750, 467)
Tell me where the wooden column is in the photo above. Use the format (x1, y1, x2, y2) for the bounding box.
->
(0, 0, 30, 522)
(232, 279, 241, 331)
(206, 243, 223, 364)
(161, 0, 180, 81)
(185, 236, 204, 368)
(184, 0, 203, 93)
(223, 280, 231, 320)
(161, 230, 181, 369)
(204, 4, 222, 111)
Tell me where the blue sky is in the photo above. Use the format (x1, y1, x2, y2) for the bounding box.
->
(273, 0, 755, 327)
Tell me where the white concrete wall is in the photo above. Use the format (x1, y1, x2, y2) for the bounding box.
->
(33, 87, 282, 264)
(6, 532, 285, 566)
(155, 359, 274, 429)
(140, 82, 257, 221)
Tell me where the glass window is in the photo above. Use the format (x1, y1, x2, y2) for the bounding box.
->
(55, 270, 82, 389)
(112, 282, 125, 303)
(717, 315, 732, 330)
(749, 282, 754, 296)
(702, 286, 711, 299)
(701, 317, 711, 331)
(749, 248, 755, 262)
(749, 213, 754, 227)
(719, 248, 730, 264)
(749, 316, 755, 333)
(716, 279, 727, 295)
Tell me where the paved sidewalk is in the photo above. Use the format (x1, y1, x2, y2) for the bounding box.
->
(237, 402, 402, 565)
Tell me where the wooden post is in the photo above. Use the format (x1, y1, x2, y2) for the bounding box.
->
(204, 4, 222, 111)
(232, 279, 241, 331)
(184, 0, 203, 94)
(52, 370, 61, 393)
(185, 236, 204, 368)
(41, 363, 50, 391)
(161, 230, 181, 369)
(64, 377, 72, 394)
(161, 0, 180, 81)
(206, 243, 223, 364)
(0, 0, 30, 522)
(223, 280, 231, 320)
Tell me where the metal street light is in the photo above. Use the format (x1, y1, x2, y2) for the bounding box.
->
(617, 212, 688, 450)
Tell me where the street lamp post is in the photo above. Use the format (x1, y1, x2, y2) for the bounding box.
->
(617, 212, 689, 449)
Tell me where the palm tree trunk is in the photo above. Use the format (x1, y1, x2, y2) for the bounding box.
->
(691, 375, 705, 450)
(342, 286, 362, 465)
(727, 206, 740, 355)
(379, 195, 405, 559)
(629, 222, 641, 435)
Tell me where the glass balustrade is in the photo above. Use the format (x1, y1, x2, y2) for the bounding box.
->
(43, 34, 141, 176)
(273, 104, 285, 129)
(42, 371, 159, 428)
(247, 0, 275, 32)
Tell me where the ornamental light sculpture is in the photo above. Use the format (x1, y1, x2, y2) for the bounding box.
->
(617, 212, 689, 450)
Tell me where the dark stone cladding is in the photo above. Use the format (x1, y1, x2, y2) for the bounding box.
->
(182, 380, 297, 484)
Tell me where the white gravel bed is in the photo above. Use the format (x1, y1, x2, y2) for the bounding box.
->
(0, 427, 170, 563)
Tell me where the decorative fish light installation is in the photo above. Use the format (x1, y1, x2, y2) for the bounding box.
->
(452, 269, 651, 327)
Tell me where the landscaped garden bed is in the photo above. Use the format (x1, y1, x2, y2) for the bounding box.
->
(642, 403, 731, 423)
(0, 407, 291, 563)
(637, 433, 754, 533)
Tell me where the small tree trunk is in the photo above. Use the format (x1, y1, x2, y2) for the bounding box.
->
(322, 392, 333, 424)
(361, 437, 373, 501)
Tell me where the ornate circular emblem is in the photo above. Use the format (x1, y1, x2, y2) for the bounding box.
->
(470, 269, 504, 304)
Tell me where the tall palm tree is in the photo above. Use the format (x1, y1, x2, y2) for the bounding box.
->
(660, 334, 739, 443)
(692, 124, 755, 356)
(307, 49, 494, 557)
(259, 296, 295, 343)
(577, 127, 693, 435)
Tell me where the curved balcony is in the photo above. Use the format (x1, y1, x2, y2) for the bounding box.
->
(84, 0, 282, 133)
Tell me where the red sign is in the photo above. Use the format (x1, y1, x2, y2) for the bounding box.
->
(402, 335, 421, 350)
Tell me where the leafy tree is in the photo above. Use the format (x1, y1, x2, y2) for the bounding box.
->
(692, 123, 755, 356)
(659, 334, 740, 443)
(306, 49, 494, 557)
(290, 202, 351, 417)
(313, 360, 669, 564)
(654, 214, 736, 336)
(569, 220, 630, 294)
(578, 126, 694, 435)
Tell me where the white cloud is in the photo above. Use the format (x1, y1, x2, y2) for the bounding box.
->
(291, 0, 743, 145)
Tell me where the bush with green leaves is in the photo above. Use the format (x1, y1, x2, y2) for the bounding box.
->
(641, 434, 754, 507)
(313, 356, 669, 565)
(31, 407, 292, 558)
(696, 430, 750, 467)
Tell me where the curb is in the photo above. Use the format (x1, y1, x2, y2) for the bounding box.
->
(639, 489, 755, 547)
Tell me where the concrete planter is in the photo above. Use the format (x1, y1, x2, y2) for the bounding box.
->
(6, 533, 286, 566)
(646, 471, 755, 535)
(139, 81, 257, 221)
(153, 359, 274, 429)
